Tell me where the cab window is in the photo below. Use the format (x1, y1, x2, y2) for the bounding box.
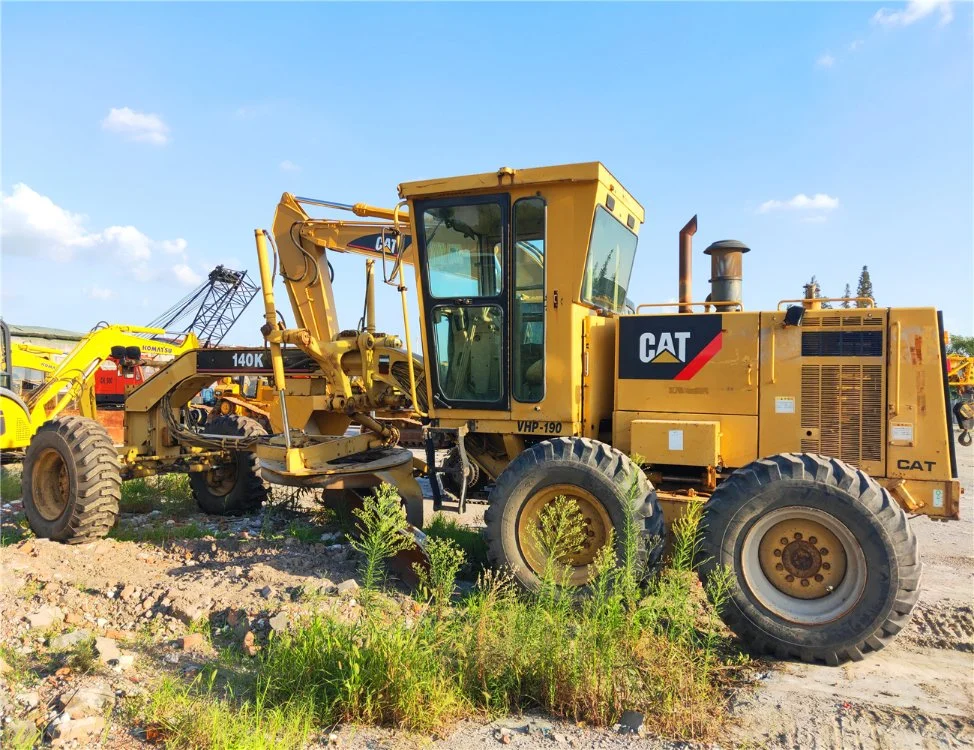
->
(580, 206, 638, 314)
(423, 203, 503, 298)
(512, 197, 545, 402)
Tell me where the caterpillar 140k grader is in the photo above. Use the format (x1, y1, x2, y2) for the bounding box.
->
(19, 162, 961, 666)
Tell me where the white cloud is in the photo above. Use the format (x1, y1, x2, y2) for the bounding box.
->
(816, 52, 836, 68)
(759, 193, 840, 214)
(86, 286, 114, 300)
(0, 184, 97, 260)
(848, 39, 865, 52)
(101, 107, 170, 145)
(279, 160, 301, 173)
(872, 0, 953, 27)
(172, 263, 202, 287)
(101, 225, 153, 262)
(1, 184, 188, 281)
(159, 238, 188, 255)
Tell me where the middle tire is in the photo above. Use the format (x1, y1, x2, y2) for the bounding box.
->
(485, 437, 663, 589)
(189, 415, 268, 515)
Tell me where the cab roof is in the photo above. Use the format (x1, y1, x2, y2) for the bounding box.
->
(397, 162, 645, 223)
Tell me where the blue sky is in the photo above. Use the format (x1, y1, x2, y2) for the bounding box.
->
(2, 1, 972, 343)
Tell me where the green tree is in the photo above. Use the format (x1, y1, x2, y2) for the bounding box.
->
(856, 266, 874, 308)
(841, 283, 852, 309)
(948, 334, 974, 357)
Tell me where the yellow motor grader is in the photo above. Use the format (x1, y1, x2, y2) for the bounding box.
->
(20, 163, 961, 667)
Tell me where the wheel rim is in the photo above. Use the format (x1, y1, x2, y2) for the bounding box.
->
(517, 484, 612, 586)
(741, 506, 867, 625)
(202, 466, 237, 497)
(32, 448, 70, 521)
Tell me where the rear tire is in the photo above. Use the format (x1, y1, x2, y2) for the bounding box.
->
(699, 453, 921, 665)
(189, 415, 268, 515)
(23, 416, 120, 543)
(485, 437, 663, 590)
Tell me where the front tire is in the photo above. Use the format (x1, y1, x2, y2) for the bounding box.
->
(189, 415, 268, 515)
(23, 416, 121, 543)
(485, 437, 663, 590)
(699, 453, 921, 665)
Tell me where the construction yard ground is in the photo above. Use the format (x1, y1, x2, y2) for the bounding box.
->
(0, 437, 971, 749)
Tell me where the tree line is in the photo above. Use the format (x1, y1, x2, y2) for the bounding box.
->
(804, 266, 873, 309)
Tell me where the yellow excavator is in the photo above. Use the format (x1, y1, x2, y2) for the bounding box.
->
(0, 321, 198, 454)
(9, 342, 60, 381)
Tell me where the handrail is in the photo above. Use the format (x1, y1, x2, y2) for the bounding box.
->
(776, 297, 876, 310)
(893, 320, 902, 416)
(635, 300, 742, 313)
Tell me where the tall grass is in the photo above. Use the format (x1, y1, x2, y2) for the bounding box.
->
(424, 513, 488, 575)
(139, 484, 745, 746)
(137, 674, 313, 750)
(0, 467, 22, 501)
(255, 490, 741, 738)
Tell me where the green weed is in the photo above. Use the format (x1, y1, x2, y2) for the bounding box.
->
(1, 721, 40, 750)
(423, 513, 488, 574)
(414, 537, 465, 612)
(110, 521, 221, 544)
(284, 520, 327, 544)
(1, 514, 32, 546)
(0, 646, 32, 687)
(137, 673, 313, 750)
(348, 482, 414, 591)
(61, 635, 98, 674)
(0, 466, 22, 501)
(120, 474, 194, 515)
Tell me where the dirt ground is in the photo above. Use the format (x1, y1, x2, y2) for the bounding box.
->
(0, 438, 971, 749)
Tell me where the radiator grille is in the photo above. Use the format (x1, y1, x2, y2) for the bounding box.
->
(801, 364, 883, 466)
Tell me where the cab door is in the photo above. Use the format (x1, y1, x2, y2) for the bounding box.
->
(415, 195, 510, 412)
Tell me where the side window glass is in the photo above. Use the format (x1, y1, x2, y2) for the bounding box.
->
(513, 197, 545, 402)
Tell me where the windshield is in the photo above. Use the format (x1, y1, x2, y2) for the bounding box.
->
(580, 206, 638, 314)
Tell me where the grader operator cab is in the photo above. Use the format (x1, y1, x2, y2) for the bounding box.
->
(18, 162, 960, 667)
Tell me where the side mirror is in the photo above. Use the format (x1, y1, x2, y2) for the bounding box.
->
(784, 305, 805, 327)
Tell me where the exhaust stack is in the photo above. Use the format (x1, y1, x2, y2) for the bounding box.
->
(678, 215, 698, 313)
(704, 240, 750, 307)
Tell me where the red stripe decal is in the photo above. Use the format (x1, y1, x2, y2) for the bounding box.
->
(674, 332, 723, 381)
